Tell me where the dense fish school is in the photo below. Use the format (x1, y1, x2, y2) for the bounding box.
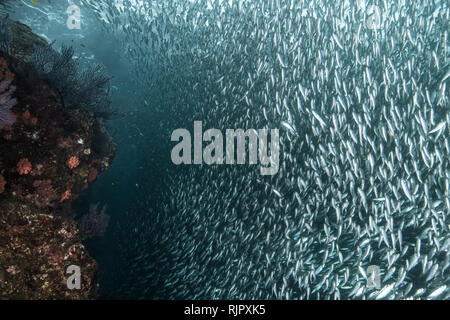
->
(82, 0, 449, 299)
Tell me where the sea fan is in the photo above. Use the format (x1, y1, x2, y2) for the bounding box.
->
(31, 44, 112, 112)
(0, 78, 16, 129)
(0, 0, 12, 9)
(0, 14, 12, 53)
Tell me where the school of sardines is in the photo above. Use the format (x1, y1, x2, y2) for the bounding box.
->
(84, 0, 449, 299)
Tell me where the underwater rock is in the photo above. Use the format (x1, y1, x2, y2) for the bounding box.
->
(0, 22, 116, 299)
(0, 201, 98, 299)
(9, 20, 48, 62)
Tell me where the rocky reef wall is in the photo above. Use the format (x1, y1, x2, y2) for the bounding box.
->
(0, 20, 116, 299)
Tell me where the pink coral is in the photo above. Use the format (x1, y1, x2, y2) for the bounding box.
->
(60, 189, 72, 203)
(6, 265, 18, 275)
(67, 156, 80, 169)
(17, 158, 32, 175)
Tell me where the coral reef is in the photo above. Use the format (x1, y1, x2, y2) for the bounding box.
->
(0, 201, 98, 299)
(0, 18, 116, 299)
